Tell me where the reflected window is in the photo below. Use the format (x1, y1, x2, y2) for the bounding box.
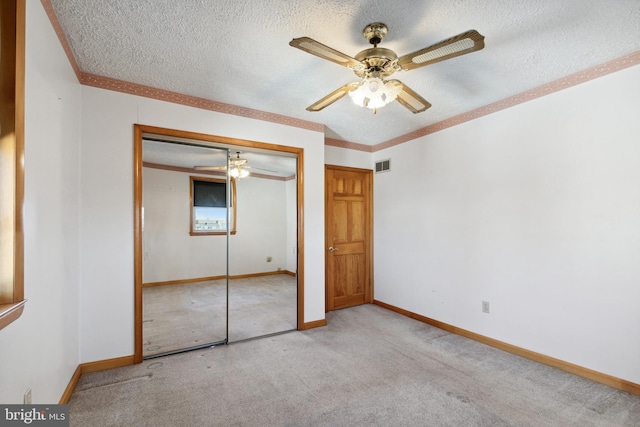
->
(190, 176, 236, 235)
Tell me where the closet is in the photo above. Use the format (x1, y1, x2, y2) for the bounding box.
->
(135, 128, 300, 359)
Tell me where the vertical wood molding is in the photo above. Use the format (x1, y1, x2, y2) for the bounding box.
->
(296, 149, 304, 329)
(0, 0, 25, 328)
(13, 0, 25, 303)
(133, 125, 143, 363)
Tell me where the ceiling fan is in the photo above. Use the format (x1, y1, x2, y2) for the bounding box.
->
(194, 152, 279, 178)
(289, 23, 484, 113)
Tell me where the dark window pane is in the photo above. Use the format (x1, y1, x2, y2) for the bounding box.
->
(193, 180, 226, 207)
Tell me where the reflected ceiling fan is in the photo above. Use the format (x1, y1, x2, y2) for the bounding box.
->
(289, 23, 484, 113)
(195, 152, 279, 178)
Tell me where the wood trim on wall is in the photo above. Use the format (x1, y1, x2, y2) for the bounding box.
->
(144, 275, 228, 288)
(143, 271, 295, 288)
(0, 300, 25, 330)
(296, 149, 304, 331)
(59, 365, 81, 404)
(300, 319, 327, 330)
(12, 0, 25, 304)
(79, 355, 136, 374)
(0, 0, 26, 330)
(134, 124, 305, 363)
(373, 300, 640, 396)
(59, 356, 136, 404)
(134, 125, 144, 363)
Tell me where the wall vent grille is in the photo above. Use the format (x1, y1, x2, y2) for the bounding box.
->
(375, 159, 391, 173)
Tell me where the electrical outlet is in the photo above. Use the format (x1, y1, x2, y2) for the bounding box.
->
(482, 301, 490, 314)
(266, 256, 272, 262)
(24, 388, 32, 404)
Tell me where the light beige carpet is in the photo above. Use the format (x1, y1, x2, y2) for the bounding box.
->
(71, 304, 640, 426)
(143, 274, 297, 357)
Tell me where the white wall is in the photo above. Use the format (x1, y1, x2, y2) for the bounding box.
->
(285, 178, 297, 273)
(324, 145, 373, 170)
(228, 174, 288, 275)
(0, 1, 82, 403)
(143, 167, 290, 282)
(373, 65, 640, 384)
(80, 88, 325, 363)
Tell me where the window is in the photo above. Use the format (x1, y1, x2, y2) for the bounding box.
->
(190, 176, 236, 235)
(0, 0, 25, 330)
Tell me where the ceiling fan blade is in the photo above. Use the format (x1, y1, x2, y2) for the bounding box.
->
(397, 30, 485, 71)
(194, 165, 227, 171)
(388, 80, 432, 114)
(290, 37, 362, 69)
(307, 82, 360, 112)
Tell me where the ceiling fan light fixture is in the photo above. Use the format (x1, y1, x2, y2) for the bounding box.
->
(348, 76, 400, 111)
(229, 166, 249, 179)
(291, 24, 484, 114)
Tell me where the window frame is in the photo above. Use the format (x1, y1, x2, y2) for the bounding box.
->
(0, 0, 26, 330)
(189, 176, 237, 236)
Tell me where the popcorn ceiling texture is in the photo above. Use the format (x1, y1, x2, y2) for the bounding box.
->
(46, 0, 640, 146)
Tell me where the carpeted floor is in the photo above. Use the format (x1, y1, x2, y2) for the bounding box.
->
(143, 274, 297, 356)
(70, 304, 640, 426)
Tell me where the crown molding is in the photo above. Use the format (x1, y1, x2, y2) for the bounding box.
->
(372, 51, 640, 152)
(41, 1, 638, 154)
(324, 138, 373, 152)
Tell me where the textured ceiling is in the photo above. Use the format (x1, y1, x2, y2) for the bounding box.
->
(49, 0, 639, 146)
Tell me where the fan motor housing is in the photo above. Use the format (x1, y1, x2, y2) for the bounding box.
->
(363, 22, 388, 45)
(354, 47, 398, 78)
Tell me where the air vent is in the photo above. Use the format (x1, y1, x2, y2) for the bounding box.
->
(375, 159, 391, 173)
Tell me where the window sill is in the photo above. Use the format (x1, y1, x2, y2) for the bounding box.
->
(0, 300, 26, 331)
(190, 231, 237, 236)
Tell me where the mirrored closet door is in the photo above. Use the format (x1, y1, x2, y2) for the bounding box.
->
(227, 152, 298, 342)
(140, 135, 298, 358)
(142, 140, 230, 357)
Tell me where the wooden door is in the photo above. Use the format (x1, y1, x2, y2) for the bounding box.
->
(325, 165, 373, 311)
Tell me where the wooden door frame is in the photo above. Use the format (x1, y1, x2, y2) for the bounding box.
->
(324, 164, 374, 312)
(134, 124, 305, 363)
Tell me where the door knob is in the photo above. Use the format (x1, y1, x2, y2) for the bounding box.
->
(328, 246, 339, 252)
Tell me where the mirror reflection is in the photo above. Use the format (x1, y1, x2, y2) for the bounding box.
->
(141, 139, 297, 357)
